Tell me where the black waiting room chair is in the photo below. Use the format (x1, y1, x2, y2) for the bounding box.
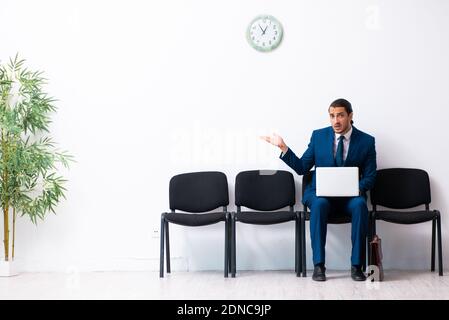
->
(370, 168, 443, 276)
(230, 170, 301, 277)
(160, 171, 230, 278)
(300, 171, 369, 277)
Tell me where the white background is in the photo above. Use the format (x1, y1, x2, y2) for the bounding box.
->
(1, 0, 448, 272)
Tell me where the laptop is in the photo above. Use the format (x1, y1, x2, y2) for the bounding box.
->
(316, 167, 359, 197)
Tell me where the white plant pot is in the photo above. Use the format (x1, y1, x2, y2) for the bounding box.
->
(0, 260, 19, 277)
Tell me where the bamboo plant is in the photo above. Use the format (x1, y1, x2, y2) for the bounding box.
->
(0, 54, 73, 261)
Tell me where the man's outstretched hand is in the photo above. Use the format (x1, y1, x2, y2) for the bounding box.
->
(259, 133, 288, 154)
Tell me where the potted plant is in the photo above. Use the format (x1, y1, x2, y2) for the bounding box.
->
(0, 54, 73, 276)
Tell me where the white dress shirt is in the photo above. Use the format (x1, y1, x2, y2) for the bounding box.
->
(281, 126, 353, 160)
(334, 126, 352, 161)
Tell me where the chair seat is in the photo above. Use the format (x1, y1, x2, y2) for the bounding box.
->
(165, 212, 226, 226)
(235, 211, 296, 225)
(304, 211, 352, 224)
(374, 210, 437, 224)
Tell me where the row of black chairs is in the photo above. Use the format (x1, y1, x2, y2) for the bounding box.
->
(159, 169, 443, 278)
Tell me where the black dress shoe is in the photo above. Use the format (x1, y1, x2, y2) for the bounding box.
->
(351, 266, 367, 281)
(312, 265, 326, 281)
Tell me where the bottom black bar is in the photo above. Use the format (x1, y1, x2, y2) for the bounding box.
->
(2, 300, 449, 319)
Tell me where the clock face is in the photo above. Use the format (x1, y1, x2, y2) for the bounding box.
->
(246, 15, 283, 52)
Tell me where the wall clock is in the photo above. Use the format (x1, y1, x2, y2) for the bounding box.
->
(246, 15, 283, 52)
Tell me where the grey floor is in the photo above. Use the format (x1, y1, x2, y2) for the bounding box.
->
(1, 270, 448, 300)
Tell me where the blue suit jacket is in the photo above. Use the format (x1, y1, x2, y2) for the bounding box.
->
(280, 126, 377, 206)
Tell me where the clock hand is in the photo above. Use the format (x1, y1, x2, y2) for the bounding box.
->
(262, 25, 268, 34)
(258, 24, 264, 33)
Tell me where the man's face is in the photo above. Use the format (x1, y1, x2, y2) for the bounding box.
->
(329, 106, 353, 134)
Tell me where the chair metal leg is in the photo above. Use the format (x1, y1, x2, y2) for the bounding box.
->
(224, 217, 229, 278)
(295, 217, 297, 274)
(369, 214, 376, 267)
(159, 214, 165, 278)
(431, 218, 436, 272)
(362, 236, 367, 272)
(295, 216, 299, 275)
(367, 214, 372, 267)
(367, 213, 372, 242)
(437, 214, 443, 276)
(228, 217, 232, 273)
(300, 217, 304, 276)
(165, 221, 170, 273)
(295, 213, 303, 277)
(231, 215, 236, 277)
(301, 212, 307, 277)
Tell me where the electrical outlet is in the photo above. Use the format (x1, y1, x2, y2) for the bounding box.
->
(151, 228, 159, 239)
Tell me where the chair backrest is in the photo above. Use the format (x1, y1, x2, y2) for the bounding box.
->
(370, 168, 431, 209)
(302, 171, 313, 198)
(169, 171, 229, 212)
(235, 170, 295, 211)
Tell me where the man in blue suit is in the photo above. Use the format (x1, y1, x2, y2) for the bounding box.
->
(261, 99, 376, 281)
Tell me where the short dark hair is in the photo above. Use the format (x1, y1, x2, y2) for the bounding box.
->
(329, 98, 353, 124)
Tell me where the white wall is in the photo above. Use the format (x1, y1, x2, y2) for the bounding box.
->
(1, 0, 448, 272)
